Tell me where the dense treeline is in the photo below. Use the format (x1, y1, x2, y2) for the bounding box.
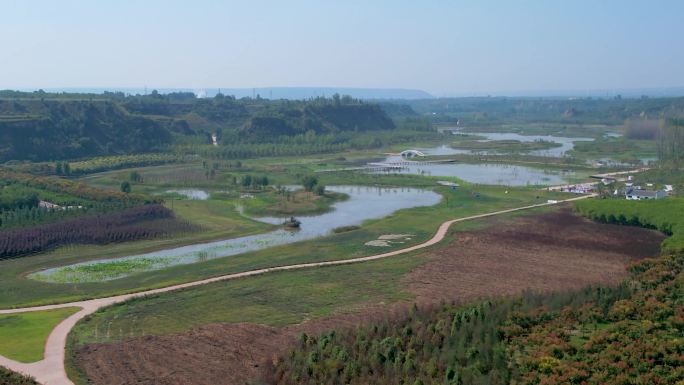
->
(65, 153, 182, 175)
(0, 366, 37, 385)
(8, 154, 184, 176)
(265, 249, 682, 385)
(180, 130, 445, 160)
(623, 117, 660, 140)
(658, 117, 684, 164)
(575, 198, 684, 253)
(377, 102, 419, 118)
(0, 201, 143, 230)
(0, 204, 193, 259)
(268, 301, 514, 385)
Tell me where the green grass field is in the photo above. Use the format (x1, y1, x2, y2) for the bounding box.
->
(0, 307, 80, 362)
(70, 254, 420, 345)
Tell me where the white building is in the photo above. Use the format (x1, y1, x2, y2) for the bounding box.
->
(625, 188, 667, 200)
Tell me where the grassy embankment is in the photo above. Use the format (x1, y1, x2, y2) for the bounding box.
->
(451, 139, 562, 153)
(0, 307, 79, 362)
(239, 189, 349, 217)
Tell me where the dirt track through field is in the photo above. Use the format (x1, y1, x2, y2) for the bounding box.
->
(0, 195, 594, 385)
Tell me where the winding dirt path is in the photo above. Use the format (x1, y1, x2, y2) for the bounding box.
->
(0, 195, 593, 385)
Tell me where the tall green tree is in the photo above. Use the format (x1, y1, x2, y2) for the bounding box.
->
(120, 181, 131, 193)
(302, 176, 318, 192)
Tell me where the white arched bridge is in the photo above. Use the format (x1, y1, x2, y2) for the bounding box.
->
(400, 149, 425, 157)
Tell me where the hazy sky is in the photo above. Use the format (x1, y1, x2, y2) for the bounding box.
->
(2, 0, 683, 95)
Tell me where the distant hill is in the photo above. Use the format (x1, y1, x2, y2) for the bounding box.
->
(437, 86, 684, 99)
(240, 101, 394, 139)
(214, 87, 433, 100)
(0, 91, 396, 162)
(25, 87, 434, 100)
(402, 96, 684, 125)
(0, 99, 171, 161)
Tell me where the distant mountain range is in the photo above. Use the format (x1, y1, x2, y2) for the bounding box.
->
(442, 86, 684, 98)
(14, 86, 684, 100)
(24, 87, 434, 100)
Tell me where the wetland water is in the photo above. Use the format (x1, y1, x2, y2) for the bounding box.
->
(471, 132, 594, 157)
(430, 132, 594, 157)
(31, 186, 441, 283)
(380, 159, 574, 186)
(165, 189, 210, 200)
(379, 150, 579, 186)
(374, 133, 594, 185)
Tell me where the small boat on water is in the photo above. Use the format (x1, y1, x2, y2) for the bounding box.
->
(283, 216, 301, 229)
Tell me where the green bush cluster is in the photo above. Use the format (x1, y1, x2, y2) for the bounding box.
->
(505, 253, 684, 385)
(269, 301, 513, 385)
(0, 366, 36, 385)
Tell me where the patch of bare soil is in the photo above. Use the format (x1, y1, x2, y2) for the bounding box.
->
(76, 323, 284, 385)
(75, 311, 406, 385)
(404, 208, 664, 303)
(75, 209, 664, 385)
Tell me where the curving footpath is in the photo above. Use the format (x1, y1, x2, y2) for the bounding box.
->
(0, 194, 594, 385)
